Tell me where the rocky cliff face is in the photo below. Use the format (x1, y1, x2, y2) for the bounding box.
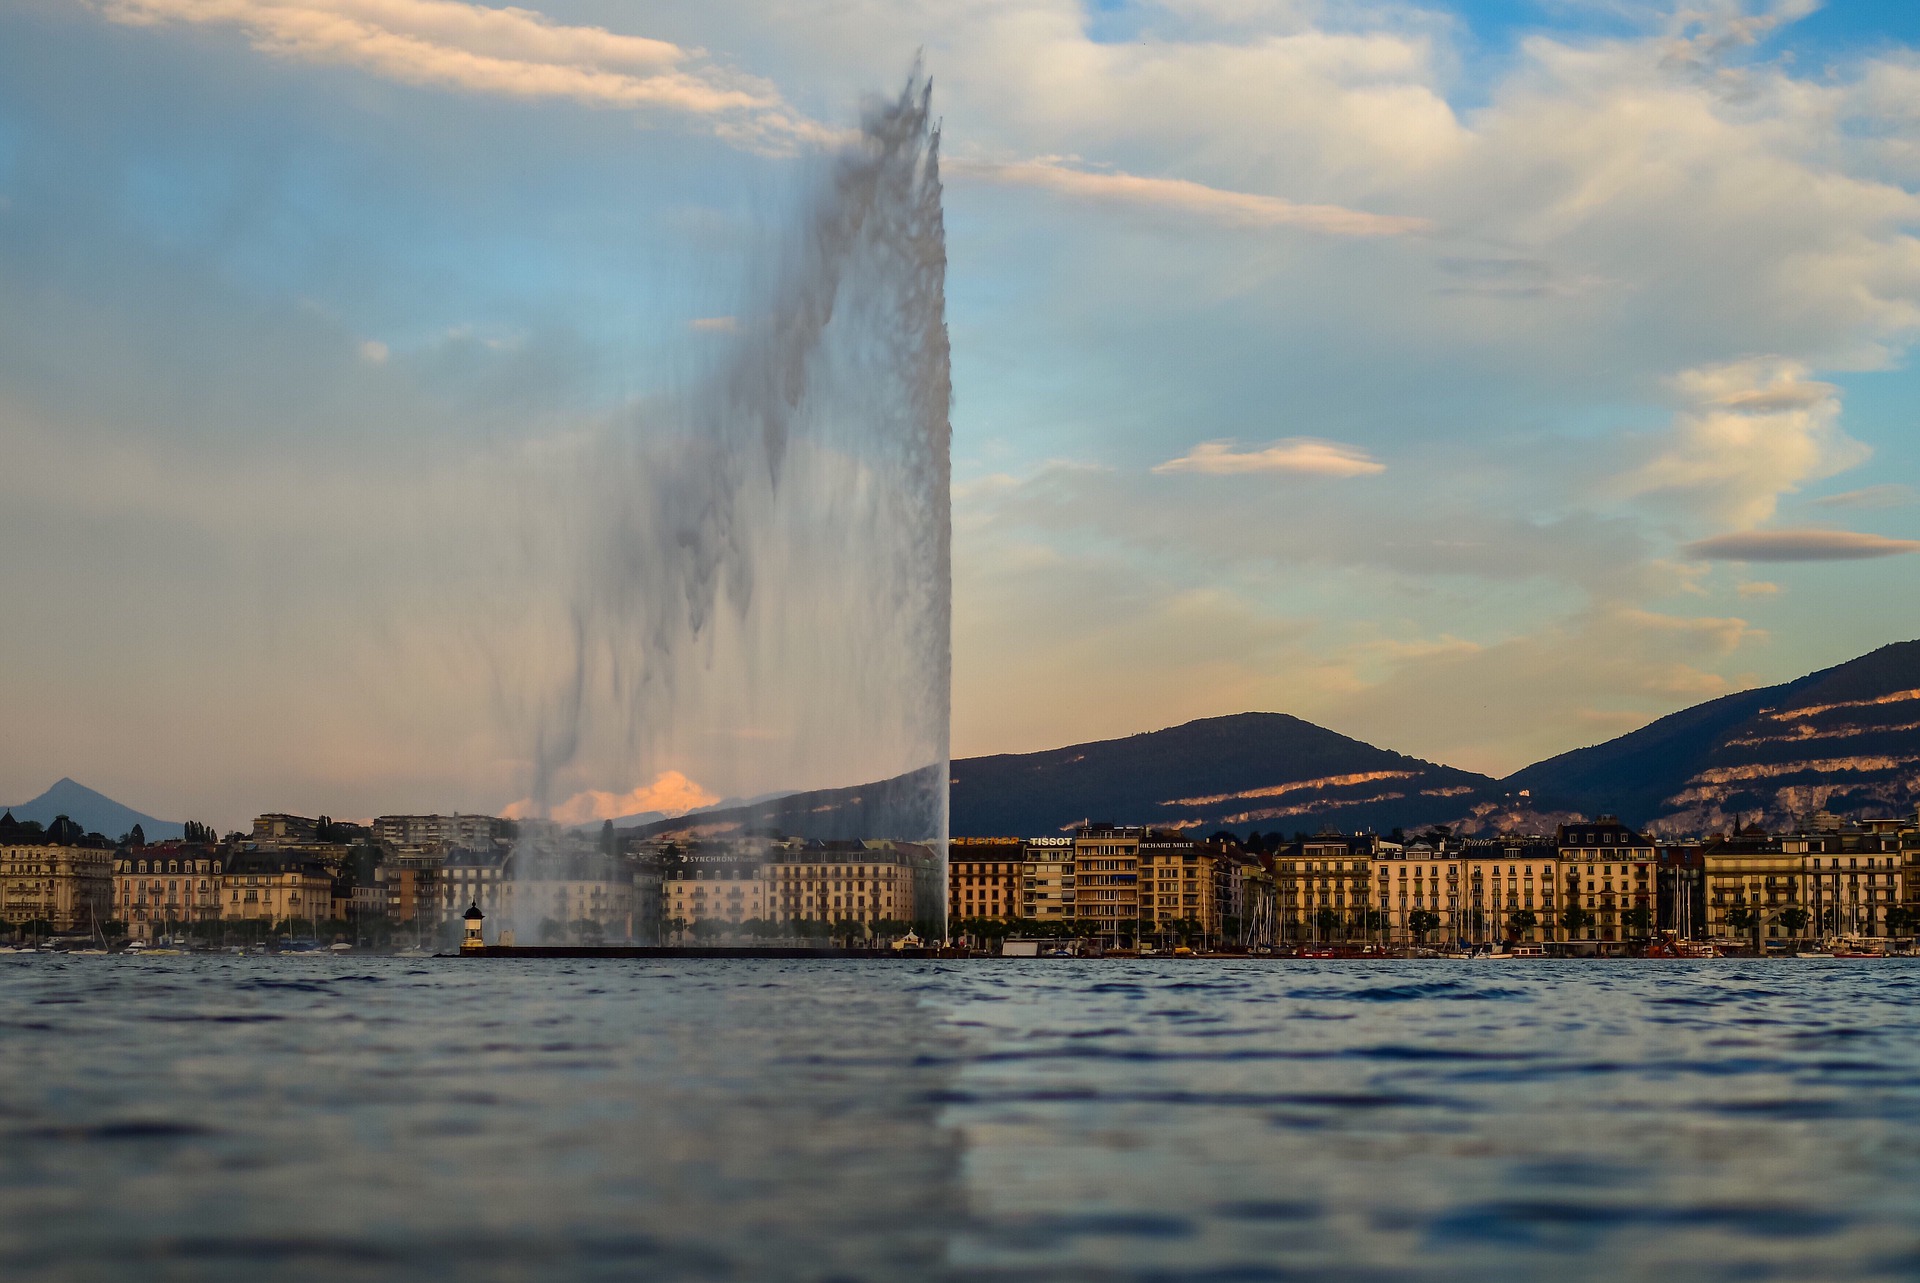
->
(1504, 642, 1920, 834)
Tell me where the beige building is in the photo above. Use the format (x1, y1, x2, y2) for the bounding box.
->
(114, 844, 225, 940)
(949, 839, 1023, 924)
(1788, 827, 1904, 938)
(0, 827, 113, 935)
(1459, 842, 1559, 945)
(222, 850, 335, 927)
(768, 841, 935, 930)
(1557, 818, 1656, 951)
(1021, 838, 1075, 921)
(1277, 831, 1374, 941)
(1073, 824, 1143, 939)
(1372, 841, 1454, 942)
(666, 853, 768, 931)
(1705, 832, 1808, 950)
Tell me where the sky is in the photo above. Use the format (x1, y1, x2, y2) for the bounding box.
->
(1, 0, 1918, 828)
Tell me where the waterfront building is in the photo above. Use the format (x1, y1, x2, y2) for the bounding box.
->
(949, 838, 1023, 923)
(666, 848, 768, 931)
(1556, 818, 1656, 952)
(1784, 822, 1904, 939)
(1279, 830, 1376, 942)
(1372, 838, 1456, 945)
(768, 841, 936, 931)
(113, 842, 224, 940)
(221, 849, 334, 928)
(1703, 827, 1808, 950)
(1458, 841, 1559, 946)
(0, 813, 113, 934)
(1073, 824, 1143, 941)
(1140, 831, 1245, 945)
(1021, 838, 1075, 922)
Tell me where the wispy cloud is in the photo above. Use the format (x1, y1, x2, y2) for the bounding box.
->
(1620, 358, 1868, 528)
(95, 0, 827, 149)
(1685, 529, 1920, 562)
(1154, 438, 1386, 477)
(952, 157, 1430, 238)
(1809, 484, 1915, 510)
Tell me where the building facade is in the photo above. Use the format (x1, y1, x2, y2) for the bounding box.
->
(1073, 824, 1142, 939)
(949, 839, 1023, 924)
(1557, 818, 1656, 951)
(1021, 838, 1075, 922)
(0, 831, 113, 934)
(113, 843, 225, 940)
(221, 850, 334, 927)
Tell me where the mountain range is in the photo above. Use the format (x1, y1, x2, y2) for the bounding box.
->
(11, 641, 1918, 845)
(639, 640, 1920, 840)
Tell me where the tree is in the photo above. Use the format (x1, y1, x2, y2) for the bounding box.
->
(1723, 905, 1758, 949)
(1506, 910, 1538, 939)
(1888, 906, 1916, 937)
(1560, 906, 1596, 937)
(1314, 907, 1342, 938)
(1621, 906, 1653, 936)
(1776, 906, 1809, 936)
(598, 820, 616, 857)
(1408, 909, 1440, 941)
(665, 916, 688, 944)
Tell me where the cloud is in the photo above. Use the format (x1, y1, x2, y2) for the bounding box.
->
(356, 338, 388, 364)
(1809, 484, 1915, 510)
(1684, 529, 1920, 562)
(1153, 437, 1386, 477)
(688, 315, 738, 333)
(506, 769, 720, 825)
(94, 0, 825, 148)
(1619, 358, 1870, 528)
(951, 158, 1430, 237)
(1736, 580, 1781, 597)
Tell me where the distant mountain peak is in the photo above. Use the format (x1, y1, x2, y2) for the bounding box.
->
(0, 779, 182, 842)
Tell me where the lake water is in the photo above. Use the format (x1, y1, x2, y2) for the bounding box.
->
(3, 957, 1918, 1281)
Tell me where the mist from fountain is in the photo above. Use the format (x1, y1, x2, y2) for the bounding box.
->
(500, 73, 951, 941)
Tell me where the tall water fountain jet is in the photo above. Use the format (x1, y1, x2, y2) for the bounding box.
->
(504, 73, 950, 938)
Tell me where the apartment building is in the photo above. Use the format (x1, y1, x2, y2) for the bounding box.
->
(374, 813, 510, 849)
(1073, 824, 1143, 940)
(0, 814, 113, 934)
(1021, 838, 1075, 921)
(1372, 840, 1456, 943)
(667, 850, 769, 930)
(1557, 817, 1656, 951)
(113, 843, 225, 940)
(767, 841, 936, 929)
(1787, 826, 1904, 938)
(1277, 830, 1374, 940)
(251, 813, 319, 845)
(949, 838, 1023, 923)
(1703, 827, 1804, 949)
(1458, 841, 1559, 945)
(221, 849, 334, 927)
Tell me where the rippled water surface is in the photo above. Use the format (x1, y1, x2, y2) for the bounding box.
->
(3, 958, 1919, 1281)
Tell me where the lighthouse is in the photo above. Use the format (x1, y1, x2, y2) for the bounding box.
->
(461, 902, 485, 953)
